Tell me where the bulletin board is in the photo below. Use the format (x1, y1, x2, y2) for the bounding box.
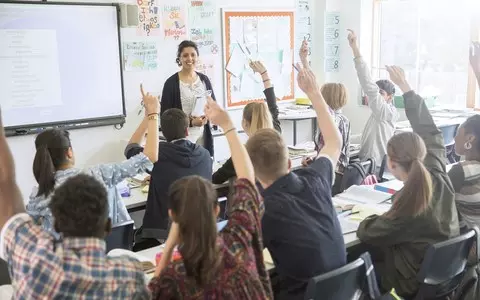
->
(222, 9, 295, 108)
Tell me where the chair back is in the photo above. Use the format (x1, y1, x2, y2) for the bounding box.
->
(414, 228, 476, 299)
(304, 257, 365, 300)
(105, 220, 134, 253)
(339, 159, 376, 192)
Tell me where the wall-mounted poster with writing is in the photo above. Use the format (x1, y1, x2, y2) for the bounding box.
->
(188, 0, 218, 55)
(162, 3, 188, 41)
(137, 0, 161, 36)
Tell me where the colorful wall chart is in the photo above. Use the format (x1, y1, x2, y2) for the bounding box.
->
(137, 0, 161, 36)
(162, 3, 188, 41)
(188, 0, 218, 55)
(123, 42, 158, 71)
(222, 10, 295, 108)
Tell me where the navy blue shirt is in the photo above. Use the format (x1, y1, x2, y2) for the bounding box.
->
(262, 156, 346, 297)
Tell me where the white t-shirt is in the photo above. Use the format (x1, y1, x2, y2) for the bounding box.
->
(179, 76, 206, 144)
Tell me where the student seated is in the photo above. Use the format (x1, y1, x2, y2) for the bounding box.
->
(212, 60, 281, 184)
(26, 92, 160, 238)
(348, 30, 399, 165)
(0, 124, 150, 298)
(125, 101, 212, 241)
(357, 66, 459, 297)
(449, 45, 480, 230)
(246, 63, 346, 299)
(148, 98, 273, 299)
(300, 40, 351, 175)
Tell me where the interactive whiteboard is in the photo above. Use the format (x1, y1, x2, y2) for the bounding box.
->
(0, 1, 126, 135)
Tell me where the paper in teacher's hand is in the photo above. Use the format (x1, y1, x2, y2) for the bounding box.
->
(191, 90, 212, 117)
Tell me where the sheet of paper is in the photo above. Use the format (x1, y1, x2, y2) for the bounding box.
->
(225, 44, 246, 77)
(188, 0, 218, 54)
(123, 42, 158, 71)
(191, 93, 210, 117)
(335, 185, 391, 205)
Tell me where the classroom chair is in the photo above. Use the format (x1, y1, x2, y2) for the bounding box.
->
(338, 158, 377, 194)
(0, 259, 10, 286)
(303, 252, 381, 300)
(105, 220, 135, 253)
(411, 227, 477, 300)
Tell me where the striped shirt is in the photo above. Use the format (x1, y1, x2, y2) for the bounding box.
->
(449, 160, 480, 229)
(0, 213, 150, 299)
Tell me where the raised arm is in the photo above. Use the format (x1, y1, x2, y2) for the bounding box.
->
(297, 63, 342, 164)
(348, 30, 396, 121)
(205, 98, 255, 184)
(249, 60, 281, 132)
(0, 108, 25, 231)
(386, 66, 446, 173)
(471, 42, 480, 89)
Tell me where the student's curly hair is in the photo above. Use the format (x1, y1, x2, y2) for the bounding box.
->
(49, 174, 109, 238)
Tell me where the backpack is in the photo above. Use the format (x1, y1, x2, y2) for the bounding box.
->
(340, 158, 377, 193)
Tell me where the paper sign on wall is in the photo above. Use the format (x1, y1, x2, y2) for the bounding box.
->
(123, 42, 158, 71)
(189, 0, 218, 55)
(137, 0, 161, 36)
(324, 11, 341, 72)
(162, 3, 188, 41)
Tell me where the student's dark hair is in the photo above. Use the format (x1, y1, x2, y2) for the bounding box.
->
(462, 115, 480, 150)
(176, 40, 199, 66)
(161, 108, 189, 142)
(49, 174, 108, 238)
(386, 132, 432, 218)
(33, 129, 72, 197)
(376, 79, 396, 96)
(168, 176, 220, 286)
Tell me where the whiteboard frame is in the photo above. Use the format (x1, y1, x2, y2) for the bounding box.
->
(221, 8, 296, 110)
(0, 0, 127, 136)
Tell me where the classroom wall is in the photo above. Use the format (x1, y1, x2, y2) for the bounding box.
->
(6, 0, 319, 201)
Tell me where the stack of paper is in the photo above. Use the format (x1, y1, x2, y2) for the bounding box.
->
(335, 185, 391, 205)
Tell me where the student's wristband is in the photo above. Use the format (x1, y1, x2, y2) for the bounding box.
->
(223, 127, 236, 135)
(263, 79, 270, 83)
(260, 70, 267, 75)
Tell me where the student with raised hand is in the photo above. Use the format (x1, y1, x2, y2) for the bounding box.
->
(125, 86, 212, 241)
(300, 40, 351, 175)
(148, 98, 273, 299)
(348, 29, 399, 165)
(246, 63, 345, 299)
(26, 87, 160, 238)
(357, 66, 459, 298)
(212, 60, 281, 184)
(0, 111, 150, 298)
(448, 43, 480, 230)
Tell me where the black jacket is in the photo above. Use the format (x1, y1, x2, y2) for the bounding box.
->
(212, 87, 281, 184)
(125, 140, 212, 240)
(161, 72, 216, 156)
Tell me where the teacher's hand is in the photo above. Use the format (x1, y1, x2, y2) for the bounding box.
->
(191, 116, 207, 127)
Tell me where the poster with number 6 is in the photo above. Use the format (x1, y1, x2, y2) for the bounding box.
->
(324, 11, 340, 72)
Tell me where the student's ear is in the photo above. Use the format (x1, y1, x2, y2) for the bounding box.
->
(215, 205, 220, 218)
(104, 218, 112, 236)
(168, 209, 176, 222)
(67, 147, 74, 160)
(185, 127, 189, 137)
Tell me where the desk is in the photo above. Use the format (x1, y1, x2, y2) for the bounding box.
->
(279, 109, 317, 146)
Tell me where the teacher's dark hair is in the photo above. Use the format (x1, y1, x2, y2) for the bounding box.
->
(176, 40, 199, 66)
(33, 129, 72, 197)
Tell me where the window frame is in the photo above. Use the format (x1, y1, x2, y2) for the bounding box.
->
(371, 0, 479, 109)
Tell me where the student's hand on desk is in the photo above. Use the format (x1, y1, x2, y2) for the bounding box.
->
(386, 65, 412, 94)
(249, 60, 267, 74)
(204, 97, 233, 130)
(191, 116, 207, 127)
(140, 84, 160, 115)
(470, 42, 480, 74)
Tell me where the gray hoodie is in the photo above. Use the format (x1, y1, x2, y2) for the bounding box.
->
(355, 57, 399, 164)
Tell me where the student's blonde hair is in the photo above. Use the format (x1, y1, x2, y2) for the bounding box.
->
(385, 132, 433, 218)
(321, 83, 348, 111)
(242, 102, 273, 135)
(246, 129, 289, 182)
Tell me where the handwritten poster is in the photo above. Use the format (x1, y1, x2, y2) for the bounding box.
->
(188, 0, 217, 54)
(324, 11, 341, 72)
(162, 3, 188, 41)
(196, 55, 215, 80)
(123, 42, 158, 71)
(137, 0, 161, 36)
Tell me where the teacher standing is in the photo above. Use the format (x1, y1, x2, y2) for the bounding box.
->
(160, 40, 216, 157)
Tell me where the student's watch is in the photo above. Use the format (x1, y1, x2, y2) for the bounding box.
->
(148, 113, 159, 121)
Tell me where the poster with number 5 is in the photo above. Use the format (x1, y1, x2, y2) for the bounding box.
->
(324, 11, 341, 72)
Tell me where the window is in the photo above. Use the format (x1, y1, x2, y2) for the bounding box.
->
(372, 0, 479, 109)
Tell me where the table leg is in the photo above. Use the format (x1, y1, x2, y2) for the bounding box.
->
(311, 119, 317, 142)
(293, 120, 297, 146)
